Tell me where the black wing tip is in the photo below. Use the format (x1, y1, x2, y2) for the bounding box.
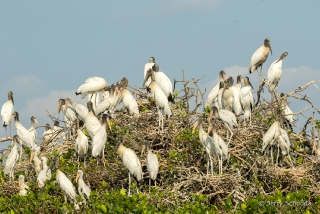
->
(168, 93, 175, 103)
(75, 92, 80, 96)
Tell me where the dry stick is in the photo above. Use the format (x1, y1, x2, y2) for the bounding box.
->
(0, 136, 13, 143)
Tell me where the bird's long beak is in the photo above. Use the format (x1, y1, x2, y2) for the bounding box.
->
(192, 121, 198, 134)
(269, 45, 272, 55)
(57, 102, 61, 114)
(141, 145, 146, 155)
(143, 69, 152, 87)
(18, 179, 22, 187)
(208, 110, 213, 123)
(75, 173, 80, 183)
(207, 124, 212, 135)
(30, 151, 34, 162)
(107, 117, 112, 131)
(34, 118, 39, 127)
(47, 157, 56, 173)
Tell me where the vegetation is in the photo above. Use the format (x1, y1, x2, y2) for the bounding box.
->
(0, 74, 320, 213)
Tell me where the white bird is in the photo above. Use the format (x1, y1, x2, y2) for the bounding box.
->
(144, 66, 172, 132)
(267, 52, 288, 100)
(75, 77, 107, 98)
(261, 120, 281, 164)
(18, 175, 29, 196)
(37, 156, 51, 188)
(208, 119, 228, 175)
(117, 78, 140, 117)
(88, 92, 100, 109)
(75, 129, 89, 167)
(10, 112, 35, 148)
(28, 116, 39, 145)
(143, 57, 174, 103)
(92, 114, 111, 166)
(192, 119, 215, 176)
(42, 123, 54, 143)
(240, 77, 254, 126)
(85, 101, 101, 139)
(58, 98, 77, 139)
(314, 138, 320, 162)
(1, 91, 14, 134)
(280, 93, 295, 130)
(76, 170, 91, 203)
(4, 135, 19, 182)
(144, 141, 159, 186)
(94, 84, 121, 115)
(230, 75, 243, 115)
(208, 106, 237, 146)
(48, 158, 79, 209)
(30, 146, 41, 175)
(277, 128, 293, 167)
(221, 77, 234, 111)
(205, 71, 227, 108)
(249, 38, 272, 76)
(65, 97, 88, 121)
(116, 136, 143, 196)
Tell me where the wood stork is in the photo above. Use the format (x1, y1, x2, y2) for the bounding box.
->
(28, 116, 38, 145)
(1, 91, 14, 135)
(249, 38, 272, 76)
(267, 52, 288, 100)
(65, 97, 88, 121)
(4, 135, 19, 182)
(240, 77, 254, 126)
(75, 77, 107, 98)
(30, 146, 41, 175)
(221, 76, 234, 111)
(144, 66, 172, 132)
(143, 57, 174, 103)
(261, 120, 281, 164)
(75, 170, 91, 203)
(230, 75, 243, 115)
(87, 92, 100, 109)
(10, 112, 35, 148)
(85, 101, 101, 139)
(117, 78, 140, 117)
(92, 114, 111, 166)
(205, 71, 227, 108)
(37, 156, 51, 188)
(75, 129, 89, 167)
(144, 141, 159, 186)
(192, 119, 215, 176)
(277, 128, 293, 167)
(48, 157, 79, 209)
(18, 175, 29, 196)
(217, 80, 226, 110)
(207, 118, 228, 175)
(94, 84, 121, 115)
(58, 98, 77, 139)
(208, 106, 237, 146)
(116, 136, 143, 196)
(314, 138, 320, 162)
(280, 93, 295, 130)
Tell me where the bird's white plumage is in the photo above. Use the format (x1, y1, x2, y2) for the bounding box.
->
(284, 105, 295, 123)
(267, 60, 283, 91)
(4, 139, 19, 177)
(28, 117, 38, 145)
(91, 122, 107, 157)
(84, 111, 101, 139)
(249, 46, 265, 73)
(146, 149, 159, 181)
(122, 149, 143, 181)
(75, 129, 89, 160)
(278, 128, 290, 156)
(262, 121, 281, 152)
(230, 80, 242, 115)
(150, 82, 172, 118)
(76, 77, 107, 95)
(94, 99, 112, 115)
(37, 157, 51, 188)
(240, 86, 254, 123)
(66, 98, 88, 120)
(88, 93, 100, 109)
(56, 169, 77, 200)
(31, 146, 41, 175)
(15, 119, 35, 148)
(1, 98, 14, 127)
(76, 170, 91, 201)
(121, 89, 139, 116)
(218, 110, 238, 127)
(18, 175, 29, 196)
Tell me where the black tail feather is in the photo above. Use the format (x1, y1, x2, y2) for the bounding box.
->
(168, 93, 175, 103)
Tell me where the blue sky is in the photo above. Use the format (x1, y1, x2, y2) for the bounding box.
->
(1, 1, 319, 148)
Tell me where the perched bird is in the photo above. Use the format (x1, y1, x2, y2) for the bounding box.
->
(143, 57, 174, 103)
(261, 120, 281, 164)
(18, 175, 29, 196)
(48, 157, 79, 209)
(192, 119, 215, 176)
(117, 78, 140, 117)
(229, 75, 243, 115)
(65, 97, 88, 121)
(267, 52, 288, 99)
(87, 92, 100, 109)
(249, 38, 272, 75)
(144, 66, 172, 132)
(4, 135, 19, 182)
(205, 71, 227, 108)
(221, 76, 234, 111)
(116, 136, 143, 196)
(280, 93, 295, 130)
(94, 84, 121, 115)
(143, 141, 159, 186)
(1, 91, 14, 134)
(10, 112, 35, 148)
(277, 128, 293, 167)
(314, 138, 320, 162)
(75, 77, 107, 99)
(208, 118, 228, 174)
(75, 170, 91, 203)
(28, 116, 39, 145)
(92, 114, 111, 166)
(37, 157, 51, 188)
(85, 101, 101, 139)
(240, 77, 254, 126)
(75, 129, 89, 167)
(30, 146, 42, 175)
(208, 106, 237, 146)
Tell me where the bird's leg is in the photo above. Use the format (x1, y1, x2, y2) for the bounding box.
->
(149, 178, 151, 187)
(64, 194, 67, 203)
(5, 126, 7, 137)
(128, 172, 131, 196)
(276, 144, 280, 166)
(288, 155, 294, 168)
(102, 145, 106, 167)
(224, 123, 233, 146)
(271, 147, 274, 165)
(206, 155, 209, 176)
(210, 156, 214, 176)
(154, 180, 156, 187)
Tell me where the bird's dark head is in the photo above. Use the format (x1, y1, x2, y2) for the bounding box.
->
(219, 70, 227, 81)
(244, 77, 254, 89)
(87, 101, 93, 111)
(264, 38, 272, 55)
(237, 75, 243, 84)
(57, 99, 65, 114)
(208, 106, 219, 123)
(115, 136, 123, 150)
(149, 57, 155, 63)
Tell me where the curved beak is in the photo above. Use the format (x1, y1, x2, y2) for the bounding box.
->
(75, 173, 80, 183)
(57, 102, 62, 114)
(141, 145, 146, 155)
(207, 124, 212, 135)
(192, 121, 199, 134)
(107, 117, 112, 132)
(30, 151, 34, 162)
(269, 45, 272, 55)
(208, 110, 213, 123)
(34, 118, 39, 127)
(18, 178, 22, 187)
(143, 69, 152, 87)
